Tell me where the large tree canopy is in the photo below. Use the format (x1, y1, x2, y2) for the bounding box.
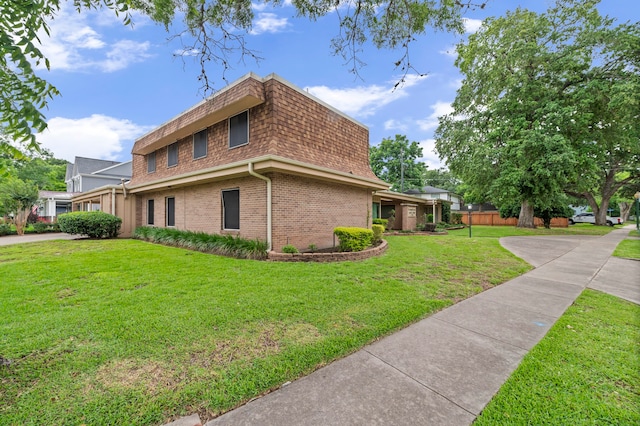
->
(435, 0, 640, 227)
(1, 0, 484, 151)
(370, 134, 426, 192)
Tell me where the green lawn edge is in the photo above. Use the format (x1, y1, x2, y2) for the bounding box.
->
(475, 290, 640, 425)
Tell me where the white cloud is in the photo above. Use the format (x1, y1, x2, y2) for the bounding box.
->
(38, 5, 152, 72)
(462, 18, 483, 33)
(250, 13, 289, 35)
(384, 119, 409, 132)
(417, 138, 445, 169)
(36, 115, 155, 162)
(417, 101, 454, 131)
(439, 45, 457, 59)
(306, 74, 426, 118)
(101, 40, 152, 72)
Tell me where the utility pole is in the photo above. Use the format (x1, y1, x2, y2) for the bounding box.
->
(400, 147, 405, 193)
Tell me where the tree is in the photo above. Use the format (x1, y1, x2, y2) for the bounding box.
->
(423, 168, 460, 192)
(435, 0, 640, 227)
(13, 150, 68, 191)
(0, 178, 39, 235)
(1, 0, 485, 152)
(370, 135, 426, 192)
(499, 197, 574, 229)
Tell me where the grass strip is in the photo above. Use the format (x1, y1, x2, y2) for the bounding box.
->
(475, 290, 640, 425)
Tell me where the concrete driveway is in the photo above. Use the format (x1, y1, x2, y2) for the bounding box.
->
(0, 233, 78, 246)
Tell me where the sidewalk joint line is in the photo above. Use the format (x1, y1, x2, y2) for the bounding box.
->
(363, 348, 478, 418)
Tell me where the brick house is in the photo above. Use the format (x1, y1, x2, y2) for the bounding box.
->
(72, 73, 448, 251)
(123, 73, 392, 251)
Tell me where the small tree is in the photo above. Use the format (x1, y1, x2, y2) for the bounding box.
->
(0, 178, 39, 235)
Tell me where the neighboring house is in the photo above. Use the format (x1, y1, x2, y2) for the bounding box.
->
(408, 186, 463, 211)
(73, 73, 447, 250)
(65, 157, 132, 193)
(37, 191, 74, 222)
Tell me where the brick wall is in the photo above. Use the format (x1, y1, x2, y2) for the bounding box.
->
(137, 176, 268, 240)
(270, 172, 371, 251)
(265, 79, 377, 179)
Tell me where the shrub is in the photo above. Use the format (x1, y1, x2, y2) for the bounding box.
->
(426, 213, 434, 223)
(423, 223, 437, 232)
(133, 226, 268, 260)
(333, 227, 373, 252)
(0, 223, 11, 236)
(372, 224, 384, 243)
(33, 222, 49, 234)
(450, 213, 463, 225)
(282, 244, 299, 254)
(308, 243, 317, 253)
(372, 218, 388, 227)
(58, 211, 122, 239)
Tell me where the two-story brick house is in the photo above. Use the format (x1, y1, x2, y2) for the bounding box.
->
(122, 73, 390, 251)
(72, 73, 448, 251)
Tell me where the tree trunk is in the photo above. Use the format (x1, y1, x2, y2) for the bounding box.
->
(14, 209, 29, 236)
(517, 200, 536, 228)
(620, 202, 632, 223)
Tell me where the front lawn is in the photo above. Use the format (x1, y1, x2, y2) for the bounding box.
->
(475, 290, 640, 424)
(1, 236, 531, 424)
(447, 223, 614, 238)
(613, 231, 640, 260)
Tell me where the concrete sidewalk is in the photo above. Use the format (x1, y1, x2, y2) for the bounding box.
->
(168, 226, 639, 426)
(0, 233, 78, 246)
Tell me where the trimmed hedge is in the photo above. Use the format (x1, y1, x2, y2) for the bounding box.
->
(372, 224, 384, 243)
(133, 226, 269, 260)
(333, 227, 373, 252)
(372, 218, 388, 227)
(58, 211, 122, 239)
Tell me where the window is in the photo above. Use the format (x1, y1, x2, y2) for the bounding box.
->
(147, 199, 154, 225)
(147, 152, 156, 173)
(166, 197, 175, 227)
(229, 111, 248, 148)
(193, 129, 207, 159)
(222, 189, 239, 230)
(167, 143, 178, 167)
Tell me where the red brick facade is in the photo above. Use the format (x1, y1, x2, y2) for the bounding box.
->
(127, 74, 388, 251)
(130, 74, 377, 187)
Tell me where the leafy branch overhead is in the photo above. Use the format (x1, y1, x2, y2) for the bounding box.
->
(1, 0, 485, 147)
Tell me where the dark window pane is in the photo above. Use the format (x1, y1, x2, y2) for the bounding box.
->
(168, 143, 178, 167)
(222, 189, 239, 230)
(229, 111, 248, 148)
(147, 152, 156, 173)
(166, 197, 175, 227)
(194, 130, 207, 158)
(147, 199, 154, 225)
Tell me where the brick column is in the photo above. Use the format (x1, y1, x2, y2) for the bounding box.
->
(400, 203, 418, 231)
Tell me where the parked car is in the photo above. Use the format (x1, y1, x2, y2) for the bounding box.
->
(569, 212, 623, 226)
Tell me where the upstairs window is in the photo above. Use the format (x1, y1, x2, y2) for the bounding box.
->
(193, 129, 207, 159)
(229, 111, 248, 149)
(167, 142, 178, 167)
(147, 152, 156, 173)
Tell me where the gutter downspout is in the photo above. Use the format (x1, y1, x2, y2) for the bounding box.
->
(121, 179, 128, 199)
(248, 163, 272, 251)
(111, 187, 116, 215)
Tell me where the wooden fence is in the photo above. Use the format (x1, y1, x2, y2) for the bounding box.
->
(459, 211, 568, 228)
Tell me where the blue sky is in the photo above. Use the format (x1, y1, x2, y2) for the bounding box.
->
(34, 0, 639, 169)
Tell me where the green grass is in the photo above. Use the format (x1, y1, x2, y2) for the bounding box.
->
(447, 224, 614, 238)
(613, 237, 640, 260)
(0, 225, 619, 424)
(0, 236, 530, 424)
(475, 290, 640, 425)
